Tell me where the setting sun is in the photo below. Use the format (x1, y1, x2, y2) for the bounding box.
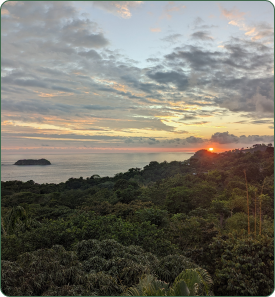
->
(209, 148, 214, 151)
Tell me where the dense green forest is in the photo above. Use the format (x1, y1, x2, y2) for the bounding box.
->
(1, 147, 274, 296)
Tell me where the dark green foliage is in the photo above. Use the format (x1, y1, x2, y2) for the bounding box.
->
(165, 186, 192, 214)
(2, 192, 45, 207)
(115, 187, 142, 204)
(2, 212, 178, 261)
(133, 207, 169, 227)
(1, 147, 274, 296)
(2, 239, 199, 296)
(213, 234, 274, 296)
(187, 233, 274, 296)
(155, 254, 198, 283)
(2, 205, 41, 236)
(114, 179, 139, 191)
(2, 245, 95, 296)
(30, 205, 75, 221)
(75, 239, 158, 287)
(126, 268, 214, 296)
(169, 215, 218, 249)
(1, 244, 122, 296)
(113, 179, 142, 203)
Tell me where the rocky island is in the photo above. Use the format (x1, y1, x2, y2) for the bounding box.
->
(14, 159, 51, 165)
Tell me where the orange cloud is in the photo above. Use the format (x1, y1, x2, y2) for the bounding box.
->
(245, 27, 256, 36)
(219, 5, 246, 21)
(160, 2, 186, 20)
(1, 8, 9, 15)
(5, 1, 18, 6)
(92, 1, 143, 19)
(33, 91, 74, 97)
(150, 27, 161, 33)
(218, 5, 272, 41)
(251, 29, 274, 41)
(92, 77, 144, 97)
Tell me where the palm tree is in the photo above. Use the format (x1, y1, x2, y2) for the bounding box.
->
(2, 205, 40, 236)
(173, 268, 213, 296)
(125, 268, 213, 296)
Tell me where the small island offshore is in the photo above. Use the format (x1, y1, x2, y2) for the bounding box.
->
(14, 159, 51, 165)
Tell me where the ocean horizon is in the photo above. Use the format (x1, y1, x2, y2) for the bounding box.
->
(1, 152, 194, 184)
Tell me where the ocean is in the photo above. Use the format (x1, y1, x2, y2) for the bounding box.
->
(1, 152, 193, 184)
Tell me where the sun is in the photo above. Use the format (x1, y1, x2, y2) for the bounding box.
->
(209, 148, 214, 151)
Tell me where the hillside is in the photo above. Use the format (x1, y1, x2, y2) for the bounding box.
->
(1, 146, 274, 296)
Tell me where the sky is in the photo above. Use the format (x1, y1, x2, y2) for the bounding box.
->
(1, 1, 274, 154)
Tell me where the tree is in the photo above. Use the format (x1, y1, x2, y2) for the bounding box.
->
(1, 245, 98, 296)
(165, 186, 192, 214)
(210, 200, 230, 228)
(125, 268, 213, 296)
(208, 234, 273, 296)
(134, 208, 169, 227)
(2, 205, 40, 236)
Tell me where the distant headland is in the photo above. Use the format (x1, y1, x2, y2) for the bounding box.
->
(14, 159, 51, 165)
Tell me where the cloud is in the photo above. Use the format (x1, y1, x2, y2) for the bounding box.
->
(194, 17, 204, 26)
(147, 70, 189, 91)
(4, 2, 18, 6)
(161, 33, 182, 43)
(190, 31, 214, 41)
(78, 50, 102, 59)
(211, 132, 274, 144)
(62, 31, 109, 48)
(192, 17, 218, 30)
(163, 39, 273, 115)
(180, 115, 197, 121)
(185, 136, 206, 143)
(239, 135, 274, 144)
(1, 8, 9, 15)
(219, 4, 273, 42)
(51, 85, 80, 94)
(2, 76, 49, 88)
(160, 2, 186, 20)
(150, 27, 161, 33)
(1, 1, 274, 152)
(36, 67, 69, 76)
(250, 119, 274, 125)
(148, 137, 160, 145)
(219, 5, 246, 22)
(230, 22, 273, 43)
(250, 87, 274, 113)
(211, 131, 239, 144)
(1, 99, 75, 115)
(146, 58, 160, 63)
(165, 45, 223, 71)
(250, 23, 274, 42)
(2, 2, 109, 50)
(91, 1, 143, 19)
(124, 138, 134, 143)
(184, 121, 210, 126)
(83, 105, 117, 110)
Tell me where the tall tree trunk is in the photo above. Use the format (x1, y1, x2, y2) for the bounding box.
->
(254, 190, 257, 237)
(259, 178, 266, 235)
(244, 170, 250, 235)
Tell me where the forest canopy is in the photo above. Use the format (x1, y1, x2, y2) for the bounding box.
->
(1, 146, 274, 296)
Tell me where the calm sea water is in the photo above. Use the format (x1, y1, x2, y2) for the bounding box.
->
(1, 153, 193, 184)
